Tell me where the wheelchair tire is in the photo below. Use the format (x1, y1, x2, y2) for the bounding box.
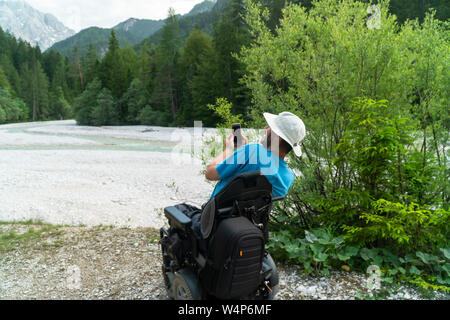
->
(172, 269, 202, 300)
(265, 254, 280, 300)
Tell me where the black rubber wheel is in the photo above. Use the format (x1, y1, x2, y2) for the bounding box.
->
(265, 253, 280, 300)
(172, 269, 202, 300)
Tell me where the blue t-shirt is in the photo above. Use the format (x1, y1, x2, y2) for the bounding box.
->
(210, 143, 295, 199)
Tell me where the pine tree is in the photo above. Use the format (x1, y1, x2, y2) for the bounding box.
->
(19, 58, 49, 120)
(68, 46, 84, 95)
(91, 88, 119, 126)
(179, 27, 220, 126)
(83, 43, 100, 87)
(213, 0, 251, 117)
(151, 8, 182, 122)
(50, 86, 71, 120)
(0, 65, 10, 89)
(121, 78, 148, 124)
(73, 78, 102, 125)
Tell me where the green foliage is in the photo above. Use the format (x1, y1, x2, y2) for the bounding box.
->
(99, 30, 129, 100)
(267, 227, 358, 276)
(72, 78, 102, 125)
(179, 27, 220, 126)
(342, 200, 450, 254)
(240, 0, 449, 293)
(137, 105, 171, 126)
(121, 78, 148, 124)
(207, 97, 244, 129)
(0, 65, 10, 89)
(0, 88, 28, 123)
(49, 86, 71, 120)
(91, 88, 120, 126)
(268, 227, 450, 291)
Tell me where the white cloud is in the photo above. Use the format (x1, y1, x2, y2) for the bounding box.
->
(23, 0, 206, 32)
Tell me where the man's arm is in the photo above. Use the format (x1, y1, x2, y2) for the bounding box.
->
(205, 134, 248, 181)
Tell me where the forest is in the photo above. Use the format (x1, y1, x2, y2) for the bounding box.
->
(0, 0, 449, 294)
(0, 0, 448, 127)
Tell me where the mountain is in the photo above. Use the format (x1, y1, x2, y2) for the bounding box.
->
(136, 0, 226, 52)
(49, 0, 218, 57)
(49, 18, 166, 58)
(113, 18, 165, 41)
(0, 0, 75, 50)
(187, 0, 217, 16)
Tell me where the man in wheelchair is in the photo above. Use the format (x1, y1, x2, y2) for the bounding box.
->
(160, 112, 306, 300)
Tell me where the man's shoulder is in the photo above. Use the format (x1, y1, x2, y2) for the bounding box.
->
(285, 167, 296, 187)
(246, 143, 261, 150)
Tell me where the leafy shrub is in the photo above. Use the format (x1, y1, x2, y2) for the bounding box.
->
(138, 105, 171, 126)
(342, 199, 450, 254)
(0, 88, 28, 123)
(267, 228, 450, 292)
(267, 227, 359, 277)
(207, 97, 244, 129)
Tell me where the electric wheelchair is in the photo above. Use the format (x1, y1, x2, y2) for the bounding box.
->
(159, 171, 282, 300)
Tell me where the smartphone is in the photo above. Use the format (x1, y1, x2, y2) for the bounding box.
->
(232, 123, 241, 149)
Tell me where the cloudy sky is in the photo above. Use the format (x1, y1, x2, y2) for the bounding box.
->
(24, 0, 207, 32)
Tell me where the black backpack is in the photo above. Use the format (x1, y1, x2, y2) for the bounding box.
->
(200, 216, 265, 299)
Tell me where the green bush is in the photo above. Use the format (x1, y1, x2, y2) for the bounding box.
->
(0, 88, 28, 123)
(267, 227, 450, 292)
(138, 105, 171, 126)
(267, 227, 359, 277)
(343, 199, 449, 254)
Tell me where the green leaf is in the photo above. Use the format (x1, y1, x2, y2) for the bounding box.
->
(331, 235, 344, 246)
(310, 243, 323, 255)
(305, 230, 318, 243)
(436, 275, 446, 285)
(388, 269, 398, 276)
(303, 261, 313, 273)
(337, 246, 359, 261)
(360, 248, 371, 261)
(382, 277, 394, 284)
(405, 253, 421, 265)
(409, 266, 421, 275)
(416, 251, 430, 264)
(286, 244, 301, 259)
(440, 248, 450, 260)
(314, 252, 329, 262)
(320, 268, 330, 277)
(442, 263, 450, 276)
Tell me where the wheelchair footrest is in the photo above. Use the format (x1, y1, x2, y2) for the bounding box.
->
(164, 206, 192, 231)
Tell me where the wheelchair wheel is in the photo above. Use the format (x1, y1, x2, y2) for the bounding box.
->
(172, 269, 202, 300)
(265, 254, 280, 300)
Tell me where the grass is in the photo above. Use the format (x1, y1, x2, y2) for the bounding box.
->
(0, 220, 162, 255)
(0, 219, 65, 254)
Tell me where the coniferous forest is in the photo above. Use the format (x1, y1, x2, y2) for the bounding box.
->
(0, 0, 448, 127)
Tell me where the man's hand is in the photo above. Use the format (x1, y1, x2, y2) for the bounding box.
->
(205, 133, 249, 181)
(224, 134, 235, 153)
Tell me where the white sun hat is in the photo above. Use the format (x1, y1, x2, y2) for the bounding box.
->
(263, 111, 306, 157)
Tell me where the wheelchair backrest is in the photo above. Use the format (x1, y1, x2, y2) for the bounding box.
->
(201, 171, 274, 241)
